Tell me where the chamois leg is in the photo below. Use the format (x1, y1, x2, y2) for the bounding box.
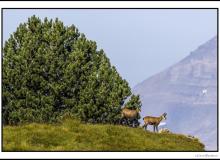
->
(145, 124, 148, 131)
(142, 124, 146, 130)
(132, 120, 136, 128)
(153, 125, 155, 132)
(156, 125, 159, 132)
(143, 123, 148, 131)
(143, 124, 148, 131)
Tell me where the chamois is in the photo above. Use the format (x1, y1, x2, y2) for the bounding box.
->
(142, 113, 167, 132)
(120, 107, 141, 127)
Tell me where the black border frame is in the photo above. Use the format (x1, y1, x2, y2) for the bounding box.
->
(1, 8, 219, 153)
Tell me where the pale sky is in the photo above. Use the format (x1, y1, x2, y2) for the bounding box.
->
(3, 9, 217, 87)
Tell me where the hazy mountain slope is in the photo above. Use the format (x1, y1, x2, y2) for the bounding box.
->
(133, 36, 217, 150)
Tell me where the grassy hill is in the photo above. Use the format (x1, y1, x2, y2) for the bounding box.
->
(3, 119, 205, 151)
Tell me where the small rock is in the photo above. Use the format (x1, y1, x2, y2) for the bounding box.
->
(159, 128, 171, 134)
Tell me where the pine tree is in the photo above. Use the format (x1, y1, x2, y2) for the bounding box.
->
(3, 15, 134, 125)
(125, 94, 142, 110)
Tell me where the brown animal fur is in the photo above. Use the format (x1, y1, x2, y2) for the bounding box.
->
(143, 113, 167, 132)
(121, 108, 140, 120)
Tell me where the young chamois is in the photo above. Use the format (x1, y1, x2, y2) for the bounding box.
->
(120, 107, 141, 127)
(142, 113, 167, 132)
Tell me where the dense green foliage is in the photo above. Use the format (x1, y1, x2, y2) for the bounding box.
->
(125, 94, 142, 110)
(3, 119, 205, 151)
(3, 15, 140, 125)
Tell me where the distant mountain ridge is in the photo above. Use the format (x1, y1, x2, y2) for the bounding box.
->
(133, 36, 217, 150)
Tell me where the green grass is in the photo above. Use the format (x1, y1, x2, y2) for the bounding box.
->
(3, 118, 205, 151)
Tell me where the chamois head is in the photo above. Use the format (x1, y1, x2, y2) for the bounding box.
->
(162, 112, 167, 120)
